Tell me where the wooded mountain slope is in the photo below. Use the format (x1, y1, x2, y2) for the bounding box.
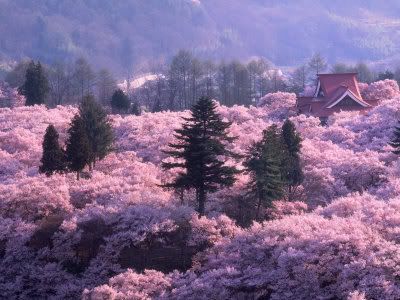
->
(1, 0, 400, 73)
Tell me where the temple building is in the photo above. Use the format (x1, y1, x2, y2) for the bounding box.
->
(296, 73, 378, 121)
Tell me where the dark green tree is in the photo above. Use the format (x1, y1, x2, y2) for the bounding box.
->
(130, 101, 141, 116)
(281, 119, 303, 200)
(39, 125, 66, 176)
(19, 61, 49, 106)
(244, 125, 283, 219)
(162, 97, 239, 216)
(111, 89, 130, 113)
(66, 115, 91, 180)
(389, 121, 400, 155)
(79, 95, 114, 169)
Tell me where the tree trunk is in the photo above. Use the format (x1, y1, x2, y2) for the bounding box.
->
(168, 89, 176, 111)
(256, 199, 261, 221)
(77, 171, 80, 180)
(255, 188, 262, 220)
(179, 189, 184, 205)
(198, 187, 206, 217)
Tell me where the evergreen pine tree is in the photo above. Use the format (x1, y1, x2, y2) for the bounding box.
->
(111, 89, 130, 113)
(130, 101, 141, 116)
(79, 95, 114, 168)
(162, 97, 239, 216)
(244, 125, 283, 219)
(281, 119, 303, 200)
(19, 61, 49, 106)
(389, 121, 400, 155)
(39, 125, 66, 176)
(66, 115, 91, 180)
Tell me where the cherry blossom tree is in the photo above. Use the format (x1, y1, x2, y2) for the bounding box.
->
(362, 79, 400, 101)
(257, 92, 297, 121)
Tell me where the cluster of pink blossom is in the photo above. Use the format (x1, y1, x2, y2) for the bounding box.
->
(265, 200, 308, 219)
(256, 92, 297, 121)
(1, 79, 400, 298)
(112, 111, 188, 164)
(82, 269, 172, 300)
(358, 82, 369, 98)
(361, 79, 400, 101)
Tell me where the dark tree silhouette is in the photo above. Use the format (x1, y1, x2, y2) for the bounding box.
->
(19, 61, 49, 106)
(79, 95, 114, 169)
(245, 125, 283, 219)
(39, 125, 66, 176)
(111, 89, 130, 113)
(162, 97, 239, 216)
(281, 119, 303, 200)
(66, 115, 91, 180)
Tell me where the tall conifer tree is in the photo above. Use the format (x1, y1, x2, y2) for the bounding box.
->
(245, 125, 283, 219)
(19, 61, 49, 106)
(111, 89, 130, 113)
(66, 115, 91, 180)
(162, 97, 239, 216)
(39, 125, 66, 176)
(281, 119, 303, 200)
(130, 101, 141, 116)
(79, 95, 113, 168)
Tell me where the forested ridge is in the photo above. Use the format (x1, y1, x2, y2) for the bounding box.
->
(2, 0, 400, 75)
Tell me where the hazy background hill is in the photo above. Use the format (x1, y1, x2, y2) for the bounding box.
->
(1, 0, 400, 75)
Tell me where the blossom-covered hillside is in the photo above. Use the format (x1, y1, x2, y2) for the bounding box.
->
(1, 80, 400, 299)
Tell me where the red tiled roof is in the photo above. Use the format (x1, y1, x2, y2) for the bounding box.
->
(323, 88, 371, 109)
(318, 73, 362, 100)
(297, 73, 379, 118)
